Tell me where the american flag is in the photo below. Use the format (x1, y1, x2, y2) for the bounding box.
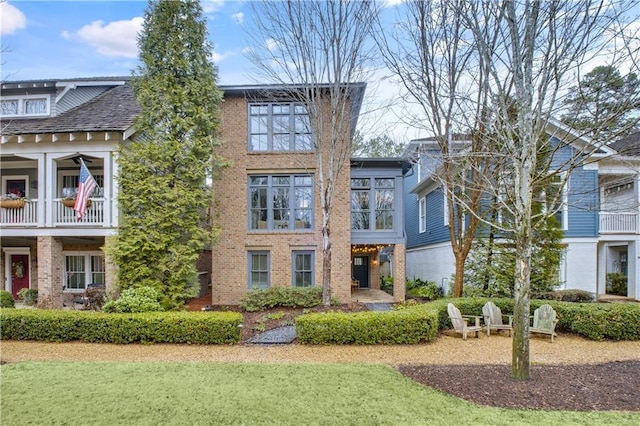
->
(74, 159, 98, 220)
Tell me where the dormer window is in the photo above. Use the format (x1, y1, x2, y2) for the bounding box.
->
(1, 95, 50, 117)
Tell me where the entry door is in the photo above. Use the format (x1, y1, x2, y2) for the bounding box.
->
(10, 254, 30, 299)
(352, 256, 369, 288)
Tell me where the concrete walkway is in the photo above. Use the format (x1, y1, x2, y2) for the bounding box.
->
(351, 289, 394, 303)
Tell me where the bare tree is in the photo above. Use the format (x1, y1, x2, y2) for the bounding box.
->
(383, 0, 639, 380)
(376, 0, 496, 298)
(245, 1, 379, 305)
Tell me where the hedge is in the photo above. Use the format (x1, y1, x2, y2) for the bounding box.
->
(0, 309, 243, 344)
(295, 307, 438, 344)
(296, 297, 640, 344)
(434, 297, 640, 341)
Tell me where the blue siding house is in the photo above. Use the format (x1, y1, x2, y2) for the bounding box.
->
(403, 119, 640, 300)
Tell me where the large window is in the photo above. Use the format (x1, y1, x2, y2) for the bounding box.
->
(64, 253, 105, 291)
(1, 95, 50, 117)
(60, 172, 104, 198)
(292, 251, 314, 287)
(249, 175, 313, 231)
(249, 103, 313, 152)
(351, 177, 395, 231)
(249, 251, 270, 289)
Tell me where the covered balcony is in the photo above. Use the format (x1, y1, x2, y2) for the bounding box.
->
(0, 153, 116, 230)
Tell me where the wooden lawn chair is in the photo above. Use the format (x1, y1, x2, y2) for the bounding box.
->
(482, 301, 513, 336)
(447, 303, 483, 340)
(530, 304, 558, 342)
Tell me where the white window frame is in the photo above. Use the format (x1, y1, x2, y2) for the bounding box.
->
(2, 175, 29, 198)
(418, 196, 426, 233)
(443, 185, 449, 227)
(542, 172, 569, 231)
(0, 94, 51, 117)
(63, 251, 105, 292)
(58, 170, 104, 198)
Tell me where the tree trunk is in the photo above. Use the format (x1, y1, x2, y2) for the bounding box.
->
(452, 255, 465, 297)
(322, 225, 332, 306)
(512, 236, 532, 380)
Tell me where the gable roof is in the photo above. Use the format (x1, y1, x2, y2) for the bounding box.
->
(609, 132, 640, 157)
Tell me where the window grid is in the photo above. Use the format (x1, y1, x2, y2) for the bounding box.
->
(64, 253, 105, 291)
(293, 251, 314, 287)
(249, 103, 313, 152)
(351, 177, 395, 231)
(249, 251, 270, 290)
(1, 96, 49, 117)
(249, 175, 313, 231)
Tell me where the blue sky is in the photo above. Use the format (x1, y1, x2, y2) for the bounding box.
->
(1, 1, 256, 85)
(2, 0, 410, 140)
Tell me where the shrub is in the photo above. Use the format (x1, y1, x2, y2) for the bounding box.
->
(102, 286, 163, 313)
(406, 279, 444, 301)
(606, 273, 628, 296)
(239, 287, 337, 312)
(84, 286, 106, 311)
(0, 309, 243, 344)
(17, 288, 38, 306)
(380, 276, 393, 295)
(296, 305, 438, 344)
(533, 289, 594, 303)
(0, 290, 15, 308)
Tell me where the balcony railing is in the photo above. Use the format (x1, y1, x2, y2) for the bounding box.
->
(55, 198, 104, 225)
(599, 212, 638, 234)
(0, 199, 38, 226)
(0, 198, 107, 227)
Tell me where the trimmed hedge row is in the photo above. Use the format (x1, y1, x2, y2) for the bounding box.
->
(433, 297, 640, 341)
(295, 307, 439, 344)
(296, 297, 640, 344)
(0, 309, 243, 344)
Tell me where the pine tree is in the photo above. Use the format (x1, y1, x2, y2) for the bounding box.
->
(107, 0, 224, 309)
(561, 65, 640, 142)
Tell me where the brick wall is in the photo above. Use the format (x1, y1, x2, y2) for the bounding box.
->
(36, 236, 64, 308)
(211, 94, 353, 305)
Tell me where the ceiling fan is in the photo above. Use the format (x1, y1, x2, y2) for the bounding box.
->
(71, 155, 93, 164)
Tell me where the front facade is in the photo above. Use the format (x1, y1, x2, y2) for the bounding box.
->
(211, 86, 407, 304)
(1, 78, 407, 306)
(403, 120, 640, 301)
(0, 78, 138, 307)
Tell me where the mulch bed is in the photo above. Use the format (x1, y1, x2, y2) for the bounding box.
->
(397, 361, 640, 411)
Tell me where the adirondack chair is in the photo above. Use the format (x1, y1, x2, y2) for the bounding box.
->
(482, 301, 513, 336)
(447, 303, 483, 340)
(530, 304, 558, 342)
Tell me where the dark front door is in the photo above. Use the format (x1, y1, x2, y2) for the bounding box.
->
(352, 256, 369, 288)
(10, 254, 29, 299)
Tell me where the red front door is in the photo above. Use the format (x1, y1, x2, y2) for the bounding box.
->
(10, 254, 29, 299)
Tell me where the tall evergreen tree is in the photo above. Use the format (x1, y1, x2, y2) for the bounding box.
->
(107, 0, 224, 309)
(561, 65, 640, 142)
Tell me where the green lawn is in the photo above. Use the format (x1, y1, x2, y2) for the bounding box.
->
(1, 362, 637, 425)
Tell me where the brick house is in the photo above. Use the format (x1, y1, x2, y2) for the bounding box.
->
(1, 78, 407, 306)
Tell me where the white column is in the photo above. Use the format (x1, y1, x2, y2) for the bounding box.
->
(596, 242, 607, 297)
(45, 155, 56, 227)
(37, 154, 46, 227)
(102, 152, 112, 228)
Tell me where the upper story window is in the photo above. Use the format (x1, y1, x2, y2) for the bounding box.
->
(249, 174, 314, 231)
(249, 103, 313, 152)
(351, 177, 395, 231)
(543, 172, 569, 231)
(1, 95, 50, 117)
(419, 196, 426, 233)
(60, 172, 104, 198)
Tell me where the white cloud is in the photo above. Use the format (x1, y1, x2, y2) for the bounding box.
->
(265, 38, 279, 52)
(232, 12, 244, 24)
(72, 17, 143, 58)
(1, 2, 27, 35)
(202, 0, 225, 14)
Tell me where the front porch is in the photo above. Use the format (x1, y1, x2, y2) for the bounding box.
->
(350, 243, 405, 302)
